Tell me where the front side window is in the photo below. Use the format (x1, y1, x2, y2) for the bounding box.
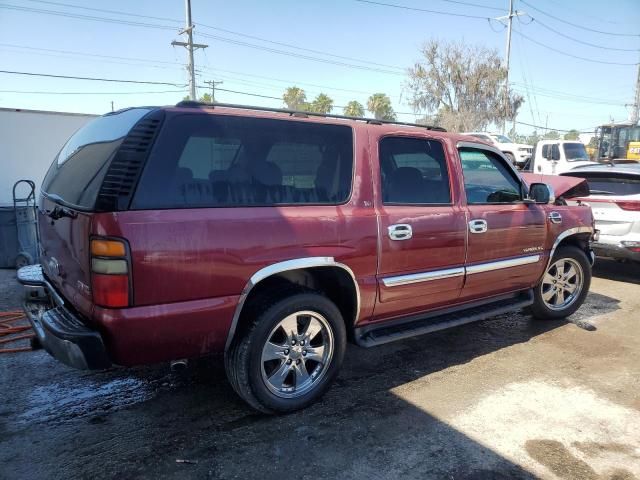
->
(132, 114, 354, 208)
(379, 137, 451, 204)
(459, 147, 522, 204)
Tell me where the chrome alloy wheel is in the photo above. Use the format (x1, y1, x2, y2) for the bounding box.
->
(260, 310, 334, 398)
(541, 258, 584, 311)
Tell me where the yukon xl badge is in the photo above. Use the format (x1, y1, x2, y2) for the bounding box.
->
(523, 246, 544, 253)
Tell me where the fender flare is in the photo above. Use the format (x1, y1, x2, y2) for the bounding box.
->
(224, 257, 360, 351)
(546, 226, 595, 270)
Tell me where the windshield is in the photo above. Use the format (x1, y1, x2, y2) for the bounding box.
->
(492, 135, 512, 143)
(563, 143, 589, 161)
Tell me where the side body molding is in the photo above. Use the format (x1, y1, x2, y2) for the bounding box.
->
(225, 257, 361, 351)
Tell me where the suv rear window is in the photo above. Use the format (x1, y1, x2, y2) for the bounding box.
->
(42, 108, 152, 209)
(569, 172, 640, 196)
(132, 114, 354, 209)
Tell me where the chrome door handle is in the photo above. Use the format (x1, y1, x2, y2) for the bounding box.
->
(388, 224, 412, 241)
(548, 211, 563, 224)
(468, 219, 488, 234)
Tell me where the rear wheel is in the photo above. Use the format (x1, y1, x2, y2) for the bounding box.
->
(225, 291, 346, 414)
(530, 246, 591, 320)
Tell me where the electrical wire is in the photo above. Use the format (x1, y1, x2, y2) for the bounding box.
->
(0, 89, 185, 95)
(520, 0, 640, 37)
(0, 70, 187, 86)
(514, 30, 639, 66)
(352, 0, 490, 20)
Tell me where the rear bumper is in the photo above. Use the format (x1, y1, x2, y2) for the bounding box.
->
(18, 265, 111, 370)
(592, 241, 640, 262)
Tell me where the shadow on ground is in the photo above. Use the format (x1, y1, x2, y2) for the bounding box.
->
(593, 258, 640, 285)
(0, 269, 625, 479)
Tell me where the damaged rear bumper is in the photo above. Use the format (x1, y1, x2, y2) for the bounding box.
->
(18, 265, 111, 370)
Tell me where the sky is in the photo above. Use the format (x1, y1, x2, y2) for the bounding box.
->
(1, 0, 639, 136)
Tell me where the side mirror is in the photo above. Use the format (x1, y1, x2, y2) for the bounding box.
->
(528, 183, 555, 204)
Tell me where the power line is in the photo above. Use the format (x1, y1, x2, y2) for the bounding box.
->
(0, 69, 187, 86)
(0, 89, 185, 95)
(352, 0, 490, 20)
(529, 17, 640, 52)
(520, 0, 640, 37)
(515, 120, 594, 133)
(19, 0, 405, 72)
(515, 30, 639, 66)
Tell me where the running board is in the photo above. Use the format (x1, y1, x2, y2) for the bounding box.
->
(355, 290, 534, 348)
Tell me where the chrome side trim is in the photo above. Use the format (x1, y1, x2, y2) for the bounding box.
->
(546, 226, 594, 270)
(224, 257, 361, 351)
(466, 254, 541, 275)
(382, 267, 465, 287)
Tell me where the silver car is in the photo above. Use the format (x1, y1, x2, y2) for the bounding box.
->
(562, 163, 640, 262)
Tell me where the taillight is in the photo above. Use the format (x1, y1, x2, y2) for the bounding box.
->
(616, 201, 640, 211)
(621, 241, 640, 253)
(90, 238, 130, 308)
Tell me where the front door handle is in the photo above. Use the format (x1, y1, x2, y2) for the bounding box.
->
(468, 219, 488, 234)
(388, 224, 412, 241)
(548, 211, 563, 224)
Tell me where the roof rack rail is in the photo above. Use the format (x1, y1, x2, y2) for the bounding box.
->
(174, 100, 446, 132)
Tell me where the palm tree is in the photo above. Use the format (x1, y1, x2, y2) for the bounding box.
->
(283, 86, 307, 110)
(310, 93, 334, 114)
(343, 101, 365, 117)
(367, 93, 396, 121)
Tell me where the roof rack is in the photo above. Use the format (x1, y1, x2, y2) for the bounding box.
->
(174, 100, 446, 132)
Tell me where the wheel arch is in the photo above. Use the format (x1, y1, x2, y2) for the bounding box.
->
(547, 226, 594, 271)
(225, 257, 360, 351)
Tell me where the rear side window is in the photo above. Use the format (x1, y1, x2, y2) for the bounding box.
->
(41, 108, 151, 208)
(379, 137, 451, 204)
(459, 147, 521, 204)
(132, 114, 354, 209)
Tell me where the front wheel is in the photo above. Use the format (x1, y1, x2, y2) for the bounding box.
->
(225, 291, 346, 414)
(529, 246, 591, 320)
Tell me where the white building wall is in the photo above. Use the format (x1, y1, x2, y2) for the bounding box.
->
(0, 108, 96, 206)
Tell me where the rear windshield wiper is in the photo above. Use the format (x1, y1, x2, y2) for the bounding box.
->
(47, 205, 78, 220)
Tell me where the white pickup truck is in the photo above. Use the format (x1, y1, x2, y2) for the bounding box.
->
(463, 132, 533, 167)
(529, 140, 597, 175)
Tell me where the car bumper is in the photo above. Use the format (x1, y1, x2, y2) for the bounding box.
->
(18, 265, 111, 370)
(592, 241, 640, 262)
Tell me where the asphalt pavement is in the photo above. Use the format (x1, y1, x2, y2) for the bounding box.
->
(0, 259, 638, 480)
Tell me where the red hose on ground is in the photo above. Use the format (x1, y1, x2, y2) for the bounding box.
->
(0, 311, 35, 354)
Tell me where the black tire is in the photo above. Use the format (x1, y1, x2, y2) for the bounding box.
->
(225, 291, 346, 414)
(505, 152, 516, 166)
(529, 245, 591, 320)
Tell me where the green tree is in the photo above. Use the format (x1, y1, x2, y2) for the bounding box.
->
(543, 130, 560, 140)
(309, 93, 334, 114)
(343, 101, 365, 117)
(367, 93, 396, 120)
(564, 129, 580, 140)
(283, 86, 307, 110)
(526, 130, 541, 146)
(183, 93, 214, 102)
(407, 39, 523, 132)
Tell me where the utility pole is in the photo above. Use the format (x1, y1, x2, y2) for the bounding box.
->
(631, 62, 640, 124)
(171, 0, 208, 100)
(204, 79, 223, 102)
(494, 1, 526, 133)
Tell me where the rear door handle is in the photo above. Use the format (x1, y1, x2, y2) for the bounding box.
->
(388, 224, 412, 241)
(468, 219, 488, 234)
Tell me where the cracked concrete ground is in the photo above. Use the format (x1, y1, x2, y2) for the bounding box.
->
(0, 259, 638, 480)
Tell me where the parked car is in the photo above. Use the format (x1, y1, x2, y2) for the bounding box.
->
(19, 103, 595, 413)
(530, 140, 597, 175)
(462, 132, 533, 167)
(562, 163, 640, 262)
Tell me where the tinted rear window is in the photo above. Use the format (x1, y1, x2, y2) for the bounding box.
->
(42, 108, 151, 208)
(131, 114, 354, 209)
(570, 173, 640, 196)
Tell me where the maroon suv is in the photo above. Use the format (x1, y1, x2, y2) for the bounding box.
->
(19, 102, 595, 413)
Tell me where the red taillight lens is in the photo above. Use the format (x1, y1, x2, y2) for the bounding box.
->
(616, 201, 640, 211)
(91, 273, 129, 308)
(90, 237, 131, 308)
